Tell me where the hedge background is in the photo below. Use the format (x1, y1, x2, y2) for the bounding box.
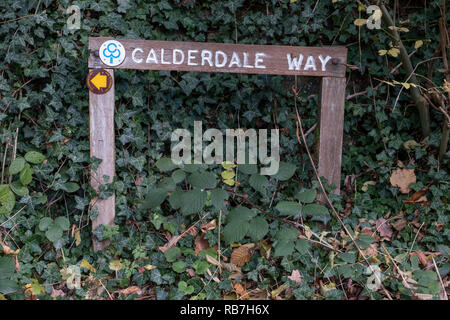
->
(0, 0, 448, 300)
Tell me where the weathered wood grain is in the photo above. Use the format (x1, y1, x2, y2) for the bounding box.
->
(89, 37, 347, 78)
(89, 68, 115, 251)
(317, 77, 347, 196)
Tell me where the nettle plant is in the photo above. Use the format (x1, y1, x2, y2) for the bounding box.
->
(0, 151, 45, 215)
(140, 158, 330, 257)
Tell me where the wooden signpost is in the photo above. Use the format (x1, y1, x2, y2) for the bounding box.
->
(88, 37, 347, 250)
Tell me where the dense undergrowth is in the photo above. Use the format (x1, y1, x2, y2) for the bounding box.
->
(0, 0, 449, 300)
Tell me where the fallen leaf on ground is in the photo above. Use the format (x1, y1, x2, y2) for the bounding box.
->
(158, 234, 182, 253)
(234, 283, 248, 299)
(375, 218, 393, 239)
(288, 270, 302, 285)
(195, 235, 210, 256)
(404, 188, 428, 204)
(200, 219, 217, 232)
(120, 286, 141, 296)
(410, 250, 428, 267)
(392, 218, 407, 232)
(230, 246, 251, 267)
(390, 169, 416, 193)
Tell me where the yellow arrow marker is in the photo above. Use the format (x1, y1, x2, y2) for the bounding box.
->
(91, 73, 107, 90)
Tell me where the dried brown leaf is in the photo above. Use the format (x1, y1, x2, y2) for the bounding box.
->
(230, 246, 251, 267)
(390, 169, 416, 194)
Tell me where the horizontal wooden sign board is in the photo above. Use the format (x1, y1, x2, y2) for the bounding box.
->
(89, 37, 347, 78)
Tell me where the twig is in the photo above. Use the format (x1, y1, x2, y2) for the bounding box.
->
(292, 83, 393, 300)
(432, 256, 449, 300)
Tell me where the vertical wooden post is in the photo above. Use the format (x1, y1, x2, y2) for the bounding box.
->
(317, 76, 346, 196)
(89, 68, 115, 251)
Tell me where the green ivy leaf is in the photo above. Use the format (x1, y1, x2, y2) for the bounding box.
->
(193, 260, 210, 274)
(61, 182, 80, 193)
(39, 217, 53, 231)
(54, 216, 70, 231)
(45, 223, 63, 242)
(24, 151, 45, 164)
(164, 247, 181, 262)
(178, 281, 194, 294)
(172, 261, 186, 273)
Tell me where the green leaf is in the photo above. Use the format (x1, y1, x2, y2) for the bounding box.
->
(295, 189, 317, 203)
(303, 204, 331, 224)
(238, 164, 258, 175)
(295, 238, 310, 255)
(38, 217, 53, 231)
(54, 216, 70, 231)
(156, 158, 177, 172)
(172, 261, 186, 273)
(0, 256, 15, 278)
(0, 187, 15, 215)
(210, 189, 229, 210)
(338, 252, 357, 264)
(168, 189, 183, 210)
(24, 151, 45, 164)
(249, 174, 268, 193)
(437, 245, 450, 259)
(10, 181, 29, 197)
(223, 219, 249, 243)
(19, 165, 33, 186)
(193, 260, 210, 274)
(0, 257, 18, 294)
(275, 201, 302, 216)
(273, 162, 296, 181)
(9, 157, 25, 175)
(180, 189, 207, 215)
(141, 188, 168, 210)
(187, 171, 217, 189)
(61, 182, 80, 193)
(45, 223, 63, 242)
(178, 281, 194, 294)
(227, 206, 257, 223)
(247, 217, 269, 241)
(276, 227, 298, 241)
(171, 169, 186, 183)
(0, 279, 19, 295)
(164, 247, 181, 262)
(274, 239, 295, 257)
